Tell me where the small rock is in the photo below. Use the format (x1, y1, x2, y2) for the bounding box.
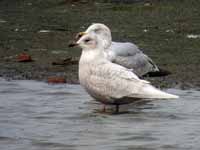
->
(22, 29, 27, 32)
(17, 53, 32, 62)
(166, 29, 174, 33)
(0, 19, 7, 23)
(47, 77, 66, 84)
(38, 30, 51, 33)
(187, 34, 200, 39)
(144, 2, 151, 7)
(51, 50, 68, 54)
(15, 28, 19, 32)
(143, 29, 148, 32)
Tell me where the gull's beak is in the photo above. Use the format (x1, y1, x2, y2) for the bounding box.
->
(68, 41, 78, 47)
(75, 32, 87, 40)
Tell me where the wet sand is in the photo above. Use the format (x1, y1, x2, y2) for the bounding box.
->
(0, 0, 200, 88)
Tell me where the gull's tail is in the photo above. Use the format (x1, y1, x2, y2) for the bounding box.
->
(143, 68, 171, 77)
(143, 55, 171, 77)
(133, 85, 179, 99)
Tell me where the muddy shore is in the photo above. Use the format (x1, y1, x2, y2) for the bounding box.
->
(0, 0, 200, 89)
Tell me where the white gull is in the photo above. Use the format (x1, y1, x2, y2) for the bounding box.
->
(76, 32, 179, 112)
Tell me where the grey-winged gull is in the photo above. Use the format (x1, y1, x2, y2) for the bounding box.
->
(74, 32, 178, 113)
(76, 23, 169, 77)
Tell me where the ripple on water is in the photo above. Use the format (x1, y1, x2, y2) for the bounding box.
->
(0, 78, 200, 150)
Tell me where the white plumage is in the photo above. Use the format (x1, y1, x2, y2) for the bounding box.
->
(76, 32, 179, 110)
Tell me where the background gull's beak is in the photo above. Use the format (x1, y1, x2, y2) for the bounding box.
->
(68, 41, 78, 47)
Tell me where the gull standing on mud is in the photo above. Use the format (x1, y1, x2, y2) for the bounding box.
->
(76, 23, 169, 77)
(73, 32, 178, 113)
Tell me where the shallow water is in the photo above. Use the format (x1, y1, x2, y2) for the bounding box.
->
(0, 78, 200, 150)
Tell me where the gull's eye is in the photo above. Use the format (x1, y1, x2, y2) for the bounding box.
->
(78, 34, 82, 38)
(75, 33, 82, 40)
(84, 38, 91, 43)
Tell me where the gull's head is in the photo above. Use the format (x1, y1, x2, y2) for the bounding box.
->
(77, 23, 112, 49)
(86, 23, 112, 49)
(76, 33, 101, 50)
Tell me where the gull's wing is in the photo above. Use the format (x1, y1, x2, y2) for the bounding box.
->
(82, 61, 150, 100)
(112, 53, 159, 77)
(81, 61, 178, 101)
(108, 42, 159, 77)
(110, 42, 140, 56)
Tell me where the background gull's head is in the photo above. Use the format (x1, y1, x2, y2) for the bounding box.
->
(85, 23, 112, 49)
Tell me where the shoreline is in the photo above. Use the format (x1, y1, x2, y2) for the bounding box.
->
(0, 0, 200, 89)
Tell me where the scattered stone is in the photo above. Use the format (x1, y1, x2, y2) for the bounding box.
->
(187, 34, 200, 39)
(51, 50, 68, 54)
(38, 30, 51, 33)
(47, 76, 66, 84)
(22, 29, 27, 32)
(17, 53, 32, 62)
(143, 29, 148, 32)
(15, 28, 19, 32)
(144, 2, 152, 7)
(166, 29, 174, 33)
(3, 55, 16, 62)
(0, 19, 7, 23)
